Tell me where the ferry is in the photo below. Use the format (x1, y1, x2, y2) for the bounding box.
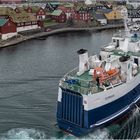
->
(56, 8, 140, 137)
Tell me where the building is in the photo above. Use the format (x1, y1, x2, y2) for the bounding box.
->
(11, 12, 40, 32)
(45, 2, 60, 12)
(128, 9, 140, 22)
(74, 6, 91, 22)
(28, 6, 46, 20)
(94, 3, 107, 10)
(94, 13, 107, 25)
(0, 18, 17, 40)
(57, 3, 75, 19)
(0, 7, 41, 32)
(51, 9, 66, 23)
(127, 0, 140, 9)
(15, 6, 46, 20)
(104, 9, 123, 24)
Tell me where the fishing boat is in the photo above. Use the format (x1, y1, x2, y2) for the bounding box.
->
(56, 7, 140, 137)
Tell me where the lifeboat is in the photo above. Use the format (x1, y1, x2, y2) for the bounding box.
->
(94, 67, 119, 84)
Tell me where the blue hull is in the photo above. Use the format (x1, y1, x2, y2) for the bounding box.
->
(57, 84, 140, 137)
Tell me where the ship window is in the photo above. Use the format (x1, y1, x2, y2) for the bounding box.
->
(116, 40, 119, 48)
(134, 58, 139, 65)
(113, 39, 116, 42)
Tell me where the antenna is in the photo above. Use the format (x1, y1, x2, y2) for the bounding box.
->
(121, 6, 130, 36)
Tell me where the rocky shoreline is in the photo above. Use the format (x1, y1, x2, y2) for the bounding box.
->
(0, 24, 123, 48)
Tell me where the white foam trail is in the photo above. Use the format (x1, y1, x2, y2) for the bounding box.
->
(51, 128, 110, 140)
(83, 128, 110, 140)
(0, 128, 46, 140)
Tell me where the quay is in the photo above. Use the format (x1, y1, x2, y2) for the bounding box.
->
(0, 24, 123, 48)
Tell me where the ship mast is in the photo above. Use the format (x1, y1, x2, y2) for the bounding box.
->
(121, 6, 130, 37)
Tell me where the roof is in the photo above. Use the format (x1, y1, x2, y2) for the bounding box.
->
(15, 6, 25, 12)
(0, 7, 37, 23)
(0, 18, 8, 26)
(64, 3, 74, 8)
(94, 13, 106, 20)
(51, 9, 62, 16)
(0, 7, 13, 16)
(126, 4, 134, 10)
(128, 9, 140, 18)
(48, 2, 61, 5)
(12, 12, 37, 23)
(97, 9, 112, 14)
(104, 10, 122, 20)
(30, 6, 41, 13)
(95, 3, 104, 7)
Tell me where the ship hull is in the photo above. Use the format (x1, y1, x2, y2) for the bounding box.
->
(57, 81, 140, 137)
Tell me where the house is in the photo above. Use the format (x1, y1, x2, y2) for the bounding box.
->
(0, 7, 42, 34)
(51, 9, 66, 23)
(74, 6, 91, 22)
(0, 18, 17, 40)
(15, 6, 46, 20)
(14, 7, 26, 13)
(57, 3, 75, 19)
(5, 8, 41, 32)
(45, 2, 60, 12)
(11, 12, 41, 32)
(126, 4, 134, 10)
(104, 9, 123, 24)
(94, 3, 107, 11)
(94, 13, 107, 25)
(96, 9, 112, 14)
(27, 6, 46, 20)
(25, 7, 32, 13)
(0, 7, 13, 17)
(128, 9, 140, 22)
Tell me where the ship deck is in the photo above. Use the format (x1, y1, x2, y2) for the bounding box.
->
(75, 71, 93, 82)
(102, 45, 140, 57)
(61, 69, 105, 95)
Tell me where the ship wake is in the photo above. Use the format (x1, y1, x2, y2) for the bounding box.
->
(52, 128, 110, 139)
(109, 106, 140, 139)
(0, 128, 46, 140)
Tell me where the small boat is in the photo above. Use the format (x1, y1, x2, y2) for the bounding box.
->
(36, 37, 46, 40)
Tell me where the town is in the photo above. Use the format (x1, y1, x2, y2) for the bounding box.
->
(0, 0, 139, 46)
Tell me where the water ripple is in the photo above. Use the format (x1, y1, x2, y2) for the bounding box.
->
(0, 128, 46, 140)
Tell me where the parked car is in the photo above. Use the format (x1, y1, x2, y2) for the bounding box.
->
(45, 28, 52, 32)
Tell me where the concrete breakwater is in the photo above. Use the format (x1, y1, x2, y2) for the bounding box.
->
(0, 24, 123, 48)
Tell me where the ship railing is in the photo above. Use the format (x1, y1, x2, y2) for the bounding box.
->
(65, 67, 79, 77)
(113, 33, 125, 38)
(100, 43, 115, 51)
(60, 80, 100, 95)
(59, 67, 101, 94)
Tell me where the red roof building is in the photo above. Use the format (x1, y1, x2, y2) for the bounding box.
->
(51, 9, 66, 23)
(57, 4, 75, 19)
(35, 7, 46, 20)
(73, 7, 91, 22)
(0, 18, 17, 40)
(15, 6, 46, 20)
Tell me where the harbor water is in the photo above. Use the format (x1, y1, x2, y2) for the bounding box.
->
(0, 30, 140, 139)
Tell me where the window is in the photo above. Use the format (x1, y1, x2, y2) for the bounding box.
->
(21, 23, 24, 26)
(134, 58, 139, 65)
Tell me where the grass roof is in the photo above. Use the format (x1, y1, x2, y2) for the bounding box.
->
(0, 18, 8, 26)
(51, 9, 62, 16)
(0, 7, 37, 23)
